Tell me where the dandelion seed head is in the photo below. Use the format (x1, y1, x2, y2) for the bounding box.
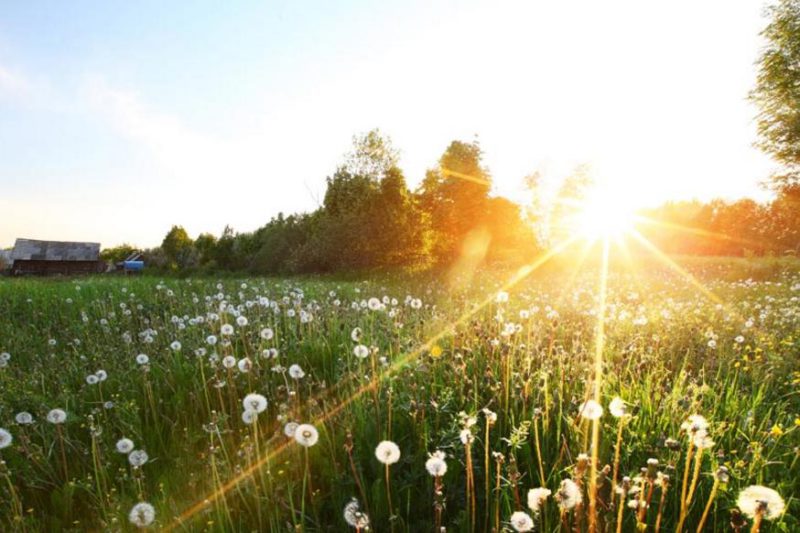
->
(15, 412, 33, 425)
(242, 393, 268, 413)
(0, 428, 12, 449)
(527, 487, 551, 513)
(425, 450, 447, 477)
(343, 498, 370, 529)
(128, 449, 149, 467)
(375, 440, 401, 465)
(509, 511, 534, 532)
(128, 502, 155, 528)
(47, 408, 67, 424)
(578, 399, 603, 420)
(737, 485, 784, 520)
(294, 424, 319, 447)
(556, 479, 582, 510)
(116, 438, 134, 454)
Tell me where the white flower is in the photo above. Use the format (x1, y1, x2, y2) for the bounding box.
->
(509, 511, 534, 532)
(283, 422, 299, 437)
(556, 479, 582, 510)
(288, 364, 305, 379)
(368, 297, 382, 310)
(483, 408, 498, 425)
(577, 400, 603, 420)
(737, 485, 785, 520)
(0, 428, 12, 449)
(236, 316, 248, 327)
(460, 428, 474, 444)
(96, 369, 108, 381)
(351, 327, 362, 342)
(241, 409, 258, 425)
(222, 355, 236, 369)
(136, 354, 150, 365)
(343, 498, 370, 529)
(47, 408, 67, 424)
(375, 440, 401, 465)
(294, 424, 319, 447)
(242, 393, 268, 413)
(128, 502, 156, 528)
(681, 414, 709, 435)
(221, 324, 234, 336)
(496, 291, 509, 304)
(170, 340, 181, 351)
(527, 487, 552, 513)
(353, 344, 369, 359)
(425, 450, 447, 477)
(260, 328, 274, 340)
(128, 449, 149, 467)
(237, 357, 252, 373)
(86, 374, 99, 385)
(609, 397, 628, 418)
(116, 438, 135, 454)
(15, 412, 33, 425)
(206, 335, 218, 345)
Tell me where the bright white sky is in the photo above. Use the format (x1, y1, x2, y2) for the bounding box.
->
(0, 0, 777, 248)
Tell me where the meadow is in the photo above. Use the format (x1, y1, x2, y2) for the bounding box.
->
(0, 255, 798, 532)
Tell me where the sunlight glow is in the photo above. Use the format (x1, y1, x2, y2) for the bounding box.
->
(573, 191, 637, 242)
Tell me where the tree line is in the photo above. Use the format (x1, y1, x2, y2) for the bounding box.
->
(121, 132, 539, 274)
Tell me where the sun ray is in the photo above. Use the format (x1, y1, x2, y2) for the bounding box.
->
(587, 237, 610, 533)
(166, 236, 581, 530)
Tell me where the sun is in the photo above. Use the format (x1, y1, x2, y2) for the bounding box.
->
(572, 190, 637, 241)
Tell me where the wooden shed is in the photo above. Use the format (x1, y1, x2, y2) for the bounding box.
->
(10, 238, 106, 275)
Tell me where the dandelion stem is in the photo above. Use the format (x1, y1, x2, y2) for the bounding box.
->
(695, 478, 718, 533)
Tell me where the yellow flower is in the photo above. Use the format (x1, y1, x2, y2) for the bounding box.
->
(430, 345, 443, 359)
(769, 424, 783, 438)
(794, 418, 800, 428)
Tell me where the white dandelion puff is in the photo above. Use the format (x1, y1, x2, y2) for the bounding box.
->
(294, 424, 319, 447)
(527, 487, 552, 513)
(47, 409, 67, 424)
(737, 485, 784, 520)
(128, 502, 155, 528)
(509, 511, 534, 532)
(375, 440, 401, 465)
(577, 400, 603, 420)
(242, 393, 268, 413)
(116, 438, 135, 454)
(425, 450, 447, 477)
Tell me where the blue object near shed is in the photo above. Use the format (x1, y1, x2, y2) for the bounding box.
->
(123, 260, 144, 272)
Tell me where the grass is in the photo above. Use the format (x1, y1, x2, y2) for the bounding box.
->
(0, 253, 798, 531)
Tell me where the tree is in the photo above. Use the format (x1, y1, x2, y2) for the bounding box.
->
(100, 244, 138, 264)
(343, 129, 399, 181)
(161, 225, 194, 269)
(418, 139, 492, 262)
(751, 0, 800, 188)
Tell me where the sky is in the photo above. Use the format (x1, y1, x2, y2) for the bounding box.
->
(0, 0, 778, 248)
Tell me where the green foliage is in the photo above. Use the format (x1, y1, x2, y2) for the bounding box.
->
(160, 225, 195, 269)
(752, 0, 800, 188)
(99, 244, 138, 264)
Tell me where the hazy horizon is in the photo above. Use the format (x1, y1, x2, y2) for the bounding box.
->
(0, 1, 777, 249)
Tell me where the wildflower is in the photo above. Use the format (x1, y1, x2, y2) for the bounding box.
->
(260, 328, 274, 340)
(289, 364, 305, 379)
(170, 340, 181, 351)
(116, 438, 135, 454)
(769, 424, 783, 438)
(15, 412, 33, 425)
(136, 354, 150, 365)
(736, 485, 785, 520)
(86, 374, 99, 385)
(556, 479, 582, 510)
(681, 414, 709, 436)
(343, 498, 370, 529)
(47, 409, 67, 424)
(241, 410, 258, 425)
(430, 344, 443, 358)
(283, 422, 298, 437)
(375, 440, 401, 465)
(128, 449, 149, 467)
(509, 511, 534, 532)
(353, 344, 369, 359)
(350, 327, 362, 342)
(459, 428, 474, 444)
(206, 335, 218, 345)
(693, 432, 715, 449)
(236, 316, 248, 327)
(0, 428, 12, 449)
(496, 291, 509, 303)
(483, 408, 497, 425)
(96, 369, 108, 381)
(221, 324, 234, 335)
(609, 397, 628, 418)
(242, 393, 268, 413)
(577, 399, 603, 420)
(425, 450, 447, 477)
(294, 424, 319, 447)
(527, 487, 551, 513)
(128, 502, 156, 528)
(222, 355, 236, 369)
(237, 357, 252, 373)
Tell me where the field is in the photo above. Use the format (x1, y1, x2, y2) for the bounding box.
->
(0, 256, 798, 532)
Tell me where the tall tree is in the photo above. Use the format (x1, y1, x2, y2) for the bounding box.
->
(161, 225, 194, 268)
(752, 0, 800, 188)
(418, 139, 492, 262)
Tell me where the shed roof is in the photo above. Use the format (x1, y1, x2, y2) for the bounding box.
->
(11, 238, 101, 262)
